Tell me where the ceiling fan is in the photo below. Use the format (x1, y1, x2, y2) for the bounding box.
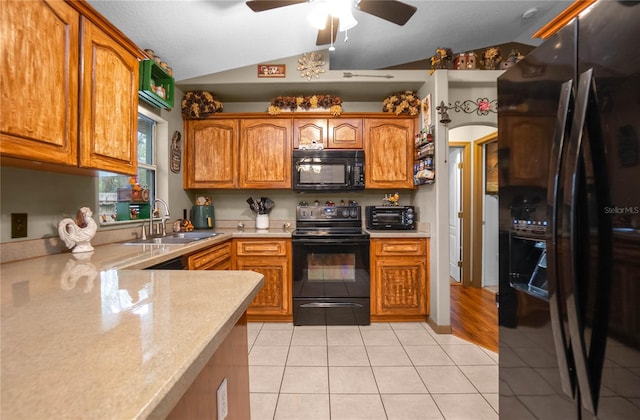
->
(246, 0, 417, 46)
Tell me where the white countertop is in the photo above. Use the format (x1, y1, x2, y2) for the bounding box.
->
(0, 236, 263, 419)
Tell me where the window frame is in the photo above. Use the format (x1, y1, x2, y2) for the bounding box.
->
(97, 107, 159, 226)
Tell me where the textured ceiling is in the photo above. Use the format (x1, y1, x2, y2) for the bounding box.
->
(87, 0, 572, 83)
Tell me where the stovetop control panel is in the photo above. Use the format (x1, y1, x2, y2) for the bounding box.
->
(296, 205, 361, 222)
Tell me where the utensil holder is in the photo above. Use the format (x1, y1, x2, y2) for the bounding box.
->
(256, 214, 269, 230)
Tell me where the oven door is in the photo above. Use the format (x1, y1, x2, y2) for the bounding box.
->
(292, 238, 370, 325)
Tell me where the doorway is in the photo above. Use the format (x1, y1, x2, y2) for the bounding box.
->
(472, 132, 499, 290)
(448, 142, 471, 286)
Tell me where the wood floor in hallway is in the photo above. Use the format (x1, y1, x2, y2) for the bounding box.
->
(450, 282, 498, 352)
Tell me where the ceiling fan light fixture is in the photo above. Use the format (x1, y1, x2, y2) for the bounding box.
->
(308, 2, 329, 29)
(337, 8, 358, 32)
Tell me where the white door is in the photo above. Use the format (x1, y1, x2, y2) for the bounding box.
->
(449, 147, 462, 282)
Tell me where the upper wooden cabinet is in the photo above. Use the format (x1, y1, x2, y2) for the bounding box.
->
(78, 18, 139, 175)
(1, 0, 79, 167)
(365, 118, 416, 189)
(0, 0, 142, 175)
(184, 119, 238, 189)
(239, 119, 292, 189)
(293, 118, 363, 149)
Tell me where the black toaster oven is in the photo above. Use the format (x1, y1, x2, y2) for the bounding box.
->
(365, 206, 416, 230)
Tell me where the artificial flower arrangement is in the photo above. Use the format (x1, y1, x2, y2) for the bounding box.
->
(382, 90, 421, 116)
(482, 47, 502, 70)
(430, 47, 453, 73)
(181, 90, 223, 119)
(268, 94, 343, 116)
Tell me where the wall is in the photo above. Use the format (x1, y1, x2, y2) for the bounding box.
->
(414, 70, 501, 330)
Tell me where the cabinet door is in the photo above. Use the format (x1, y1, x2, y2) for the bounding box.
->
(373, 258, 427, 316)
(184, 119, 238, 189)
(293, 119, 327, 149)
(79, 18, 138, 175)
(237, 257, 291, 316)
(328, 118, 362, 149)
(364, 118, 415, 189)
(0, 0, 79, 166)
(239, 119, 292, 188)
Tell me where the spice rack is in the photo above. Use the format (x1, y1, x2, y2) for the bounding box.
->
(138, 59, 174, 109)
(414, 126, 435, 185)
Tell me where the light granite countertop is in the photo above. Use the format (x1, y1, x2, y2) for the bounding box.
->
(0, 226, 429, 418)
(0, 233, 264, 419)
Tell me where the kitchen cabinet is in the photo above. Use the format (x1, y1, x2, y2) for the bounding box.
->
(239, 119, 292, 189)
(365, 118, 416, 189)
(0, 0, 142, 176)
(183, 119, 238, 189)
(370, 238, 429, 321)
(293, 118, 363, 149)
(78, 17, 139, 175)
(233, 238, 292, 321)
(186, 240, 232, 270)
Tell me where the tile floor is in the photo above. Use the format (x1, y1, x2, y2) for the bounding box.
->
(247, 321, 499, 420)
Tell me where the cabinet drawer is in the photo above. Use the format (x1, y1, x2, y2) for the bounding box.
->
(373, 238, 427, 256)
(235, 239, 288, 257)
(188, 241, 231, 270)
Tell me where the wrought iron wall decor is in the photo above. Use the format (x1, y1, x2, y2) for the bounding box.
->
(436, 98, 498, 124)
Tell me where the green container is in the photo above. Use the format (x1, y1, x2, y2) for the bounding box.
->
(190, 205, 215, 229)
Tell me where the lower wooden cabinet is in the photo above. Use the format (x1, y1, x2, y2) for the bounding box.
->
(233, 238, 292, 321)
(186, 241, 232, 270)
(370, 238, 429, 321)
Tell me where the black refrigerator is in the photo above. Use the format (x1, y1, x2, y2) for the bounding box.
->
(498, 1, 640, 418)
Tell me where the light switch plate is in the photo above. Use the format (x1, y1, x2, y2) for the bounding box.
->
(217, 377, 228, 419)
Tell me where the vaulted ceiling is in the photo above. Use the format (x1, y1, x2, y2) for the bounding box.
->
(87, 0, 572, 102)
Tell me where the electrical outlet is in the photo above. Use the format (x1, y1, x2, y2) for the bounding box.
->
(217, 377, 228, 419)
(11, 213, 28, 238)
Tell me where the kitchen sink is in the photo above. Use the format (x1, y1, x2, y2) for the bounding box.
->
(122, 231, 218, 245)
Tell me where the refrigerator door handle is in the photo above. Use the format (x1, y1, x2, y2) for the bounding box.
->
(545, 79, 576, 398)
(563, 68, 612, 416)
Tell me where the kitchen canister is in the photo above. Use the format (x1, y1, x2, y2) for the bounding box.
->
(256, 214, 269, 230)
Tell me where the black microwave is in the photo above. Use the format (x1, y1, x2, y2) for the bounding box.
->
(366, 206, 416, 230)
(293, 150, 365, 192)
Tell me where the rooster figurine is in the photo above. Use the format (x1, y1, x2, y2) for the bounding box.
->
(58, 207, 97, 253)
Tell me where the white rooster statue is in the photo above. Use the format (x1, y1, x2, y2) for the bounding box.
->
(58, 207, 97, 253)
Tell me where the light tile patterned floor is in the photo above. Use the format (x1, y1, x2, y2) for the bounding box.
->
(248, 322, 498, 420)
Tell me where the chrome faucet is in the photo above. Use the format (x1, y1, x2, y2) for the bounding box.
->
(150, 198, 171, 237)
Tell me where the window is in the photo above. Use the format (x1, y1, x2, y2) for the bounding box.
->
(98, 112, 157, 225)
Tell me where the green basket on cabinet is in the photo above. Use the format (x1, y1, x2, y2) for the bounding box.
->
(138, 60, 174, 109)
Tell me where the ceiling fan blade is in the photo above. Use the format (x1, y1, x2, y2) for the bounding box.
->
(357, 0, 417, 26)
(316, 16, 339, 45)
(246, 0, 307, 13)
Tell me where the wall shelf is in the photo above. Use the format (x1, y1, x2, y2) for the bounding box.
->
(139, 59, 174, 109)
(414, 126, 435, 185)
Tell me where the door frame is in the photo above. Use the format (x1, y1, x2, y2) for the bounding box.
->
(449, 142, 471, 287)
(472, 132, 498, 288)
